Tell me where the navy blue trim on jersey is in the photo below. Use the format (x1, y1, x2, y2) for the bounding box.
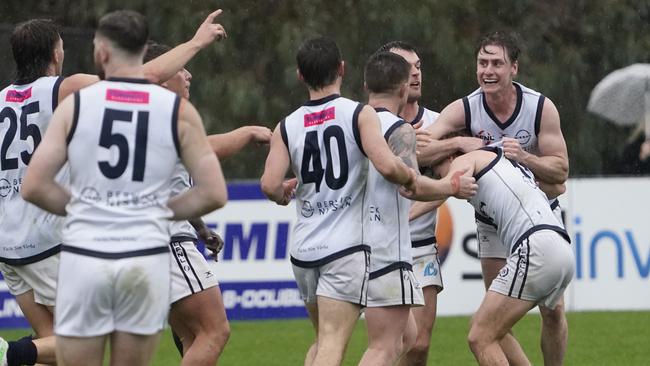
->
(171, 95, 181, 158)
(0, 244, 62, 265)
(474, 147, 502, 181)
(66, 91, 80, 145)
(106, 77, 151, 84)
(534, 95, 546, 136)
(550, 199, 560, 211)
(13, 77, 39, 85)
(170, 235, 198, 244)
(475, 212, 498, 229)
(52, 76, 63, 110)
(369, 261, 412, 280)
(61, 245, 169, 259)
(303, 94, 340, 106)
(482, 83, 523, 130)
(410, 105, 425, 125)
(280, 119, 289, 150)
(352, 103, 366, 156)
(290, 244, 370, 268)
(412, 236, 437, 248)
(510, 224, 570, 254)
(462, 97, 472, 134)
(384, 120, 407, 141)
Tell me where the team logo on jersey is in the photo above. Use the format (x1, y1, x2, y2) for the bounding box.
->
(515, 129, 532, 145)
(300, 201, 314, 218)
(303, 107, 335, 127)
(5, 87, 32, 102)
(499, 267, 509, 277)
(0, 179, 11, 197)
(80, 187, 102, 203)
(424, 262, 438, 277)
(476, 130, 495, 143)
(106, 89, 150, 104)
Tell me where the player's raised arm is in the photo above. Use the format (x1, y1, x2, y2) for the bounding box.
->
(168, 99, 227, 219)
(359, 105, 416, 189)
(260, 123, 297, 205)
(21, 94, 74, 215)
(502, 98, 569, 185)
(208, 125, 272, 159)
(417, 99, 484, 166)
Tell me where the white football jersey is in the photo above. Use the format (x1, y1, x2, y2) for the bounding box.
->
(366, 108, 412, 276)
(0, 76, 66, 263)
(168, 163, 196, 240)
(469, 147, 568, 254)
(464, 82, 544, 154)
(64, 78, 180, 255)
(407, 106, 441, 258)
(282, 94, 369, 264)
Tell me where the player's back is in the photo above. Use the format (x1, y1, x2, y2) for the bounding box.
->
(64, 77, 180, 254)
(281, 94, 368, 263)
(469, 147, 568, 253)
(366, 108, 412, 274)
(464, 82, 544, 154)
(0, 76, 65, 263)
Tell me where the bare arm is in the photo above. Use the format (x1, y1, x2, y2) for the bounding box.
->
(502, 98, 569, 184)
(387, 123, 418, 170)
(21, 96, 73, 215)
(168, 100, 227, 219)
(409, 199, 445, 221)
(260, 123, 297, 205)
(57, 9, 227, 101)
(537, 180, 566, 200)
(208, 125, 272, 159)
(401, 154, 477, 201)
(359, 106, 416, 188)
(417, 99, 484, 166)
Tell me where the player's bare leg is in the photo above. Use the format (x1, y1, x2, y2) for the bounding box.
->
(168, 286, 230, 365)
(304, 302, 320, 366)
(13, 291, 56, 365)
(56, 335, 106, 366)
(311, 296, 360, 366)
(481, 258, 531, 366)
(108, 331, 161, 366)
(399, 286, 439, 366)
(539, 297, 568, 366)
(468, 291, 535, 366)
(359, 305, 414, 366)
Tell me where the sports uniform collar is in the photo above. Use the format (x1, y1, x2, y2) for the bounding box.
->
(481, 82, 523, 130)
(106, 77, 151, 84)
(303, 94, 340, 106)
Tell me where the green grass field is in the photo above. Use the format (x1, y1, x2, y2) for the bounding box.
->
(1, 311, 648, 365)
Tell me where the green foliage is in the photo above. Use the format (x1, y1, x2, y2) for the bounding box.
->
(1, 0, 648, 177)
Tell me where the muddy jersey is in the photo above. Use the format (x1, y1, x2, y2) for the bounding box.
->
(0, 76, 66, 263)
(281, 94, 369, 265)
(469, 147, 568, 254)
(64, 77, 180, 255)
(407, 106, 441, 257)
(366, 108, 412, 276)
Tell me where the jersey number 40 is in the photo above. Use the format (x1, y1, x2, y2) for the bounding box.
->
(300, 125, 348, 193)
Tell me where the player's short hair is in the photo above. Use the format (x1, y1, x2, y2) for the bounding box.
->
(96, 10, 148, 55)
(377, 41, 417, 54)
(296, 36, 342, 90)
(364, 51, 410, 94)
(10, 19, 60, 81)
(476, 31, 521, 63)
(143, 41, 171, 63)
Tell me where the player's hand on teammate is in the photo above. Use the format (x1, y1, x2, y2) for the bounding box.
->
(278, 178, 298, 205)
(191, 9, 227, 48)
(247, 126, 273, 145)
(457, 136, 485, 153)
(197, 226, 225, 262)
(397, 168, 421, 199)
(449, 167, 478, 199)
(414, 125, 433, 149)
(501, 137, 529, 162)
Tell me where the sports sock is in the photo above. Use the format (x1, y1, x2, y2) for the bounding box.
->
(7, 335, 37, 366)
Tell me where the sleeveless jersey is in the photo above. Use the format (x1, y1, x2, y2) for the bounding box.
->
(366, 108, 412, 277)
(168, 163, 196, 240)
(0, 76, 66, 263)
(64, 77, 180, 255)
(469, 147, 568, 254)
(281, 94, 369, 265)
(407, 106, 441, 256)
(464, 82, 544, 155)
